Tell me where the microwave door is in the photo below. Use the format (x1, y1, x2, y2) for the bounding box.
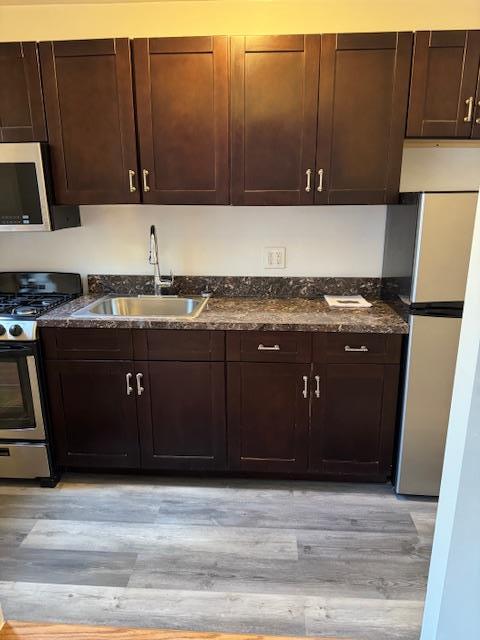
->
(0, 143, 51, 232)
(0, 344, 46, 440)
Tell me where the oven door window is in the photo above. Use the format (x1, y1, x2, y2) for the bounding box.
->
(0, 163, 43, 226)
(0, 355, 35, 429)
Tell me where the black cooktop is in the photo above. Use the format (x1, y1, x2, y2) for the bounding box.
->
(0, 293, 75, 319)
(0, 272, 82, 320)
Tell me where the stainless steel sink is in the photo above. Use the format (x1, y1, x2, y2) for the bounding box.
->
(73, 295, 209, 319)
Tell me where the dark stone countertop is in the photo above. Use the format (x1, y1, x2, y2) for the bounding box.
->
(37, 295, 409, 334)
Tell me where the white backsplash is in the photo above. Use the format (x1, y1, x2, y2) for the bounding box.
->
(0, 205, 387, 283)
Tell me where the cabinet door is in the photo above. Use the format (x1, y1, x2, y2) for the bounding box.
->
(228, 362, 309, 472)
(316, 32, 412, 205)
(231, 35, 320, 205)
(39, 39, 139, 204)
(0, 42, 46, 142)
(137, 362, 226, 470)
(133, 37, 229, 204)
(407, 30, 480, 138)
(45, 360, 140, 468)
(310, 364, 399, 480)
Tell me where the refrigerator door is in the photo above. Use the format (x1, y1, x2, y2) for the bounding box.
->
(412, 192, 477, 304)
(396, 314, 462, 496)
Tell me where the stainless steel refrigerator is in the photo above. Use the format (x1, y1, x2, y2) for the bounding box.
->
(382, 191, 478, 496)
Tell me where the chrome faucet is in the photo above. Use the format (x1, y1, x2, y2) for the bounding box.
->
(149, 225, 174, 296)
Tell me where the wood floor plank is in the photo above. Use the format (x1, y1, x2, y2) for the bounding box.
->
(0, 583, 307, 636)
(129, 548, 428, 599)
(21, 520, 299, 560)
(297, 530, 431, 562)
(0, 494, 158, 524)
(0, 547, 137, 587)
(0, 518, 37, 547)
(305, 597, 424, 640)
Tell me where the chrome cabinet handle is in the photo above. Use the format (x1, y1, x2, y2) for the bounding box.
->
(126, 372, 134, 396)
(317, 168, 324, 192)
(136, 372, 144, 396)
(142, 169, 150, 193)
(128, 169, 137, 193)
(314, 375, 320, 398)
(344, 345, 369, 352)
(464, 97, 474, 122)
(476, 100, 480, 124)
(305, 169, 312, 192)
(302, 375, 309, 399)
(258, 344, 280, 351)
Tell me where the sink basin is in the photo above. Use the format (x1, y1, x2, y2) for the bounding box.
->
(73, 295, 209, 319)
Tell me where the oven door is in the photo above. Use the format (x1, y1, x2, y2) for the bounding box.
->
(0, 343, 45, 440)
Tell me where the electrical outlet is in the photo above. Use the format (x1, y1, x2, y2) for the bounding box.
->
(264, 247, 286, 269)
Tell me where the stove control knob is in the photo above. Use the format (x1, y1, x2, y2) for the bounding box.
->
(0, 325, 6, 336)
(9, 325, 23, 337)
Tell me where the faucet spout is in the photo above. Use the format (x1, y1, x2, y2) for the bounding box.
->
(148, 225, 174, 296)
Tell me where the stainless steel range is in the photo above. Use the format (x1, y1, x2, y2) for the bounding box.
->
(0, 272, 81, 484)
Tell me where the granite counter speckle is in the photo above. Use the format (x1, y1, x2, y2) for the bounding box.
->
(38, 295, 409, 334)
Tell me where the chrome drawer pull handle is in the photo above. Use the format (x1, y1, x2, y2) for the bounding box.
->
(302, 375, 309, 399)
(258, 344, 280, 351)
(317, 168, 324, 192)
(136, 372, 144, 396)
(314, 375, 320, 398)
(305, 168, 312, 192)
(142, 169, 150, 193)
(464, 97, 474, 123)
(126, 372, 134, 396)
(344, 345, 369, 352)
(128, 169, 137, 193)
(476, 100, 480, 124)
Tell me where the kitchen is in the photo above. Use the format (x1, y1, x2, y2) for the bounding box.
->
(0, 1, 480, 639)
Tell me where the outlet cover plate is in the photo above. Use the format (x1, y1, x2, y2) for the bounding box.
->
(264, 246, 286, 269)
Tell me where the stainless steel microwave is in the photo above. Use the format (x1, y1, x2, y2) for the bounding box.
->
(0, 142, 80, 232)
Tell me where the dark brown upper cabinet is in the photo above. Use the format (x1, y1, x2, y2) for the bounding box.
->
(231, 32, 412, 206)
(39, 39, 139, 205)
(407, 30, 480, 139)
(133, 37, 230, 204)
(0, 42, 46, 142)
(230, 35, 320, 205)
(316, 32, 413, 205)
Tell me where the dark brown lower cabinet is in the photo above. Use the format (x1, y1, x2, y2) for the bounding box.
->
(310, 363, 400, 479)
(137, 361, 226, 470)
(43, 329, 402, 481)
(227, 362, 310, 472)
(45, 360, 140, 468)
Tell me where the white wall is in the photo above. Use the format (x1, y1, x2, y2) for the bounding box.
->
(420, 191, 480, 639)
(0, 205, 387, 281)
(2, 145, 479, 284)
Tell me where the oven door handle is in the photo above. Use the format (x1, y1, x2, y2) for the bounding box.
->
(0, 345, 34, 357)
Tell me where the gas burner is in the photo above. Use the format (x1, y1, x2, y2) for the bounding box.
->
(14, 306, 38, 317)
(40, 297, 61, 306)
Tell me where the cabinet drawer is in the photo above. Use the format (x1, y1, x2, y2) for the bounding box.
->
(227, 331, 311, 363)
(313, 334, 402, 364)
(41, 328, 133, 360)
(133, 330, 225, 361)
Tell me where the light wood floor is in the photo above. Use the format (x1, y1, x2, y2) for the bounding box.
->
(0, 621, 343, 640)
(0, 475, 436, 640)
